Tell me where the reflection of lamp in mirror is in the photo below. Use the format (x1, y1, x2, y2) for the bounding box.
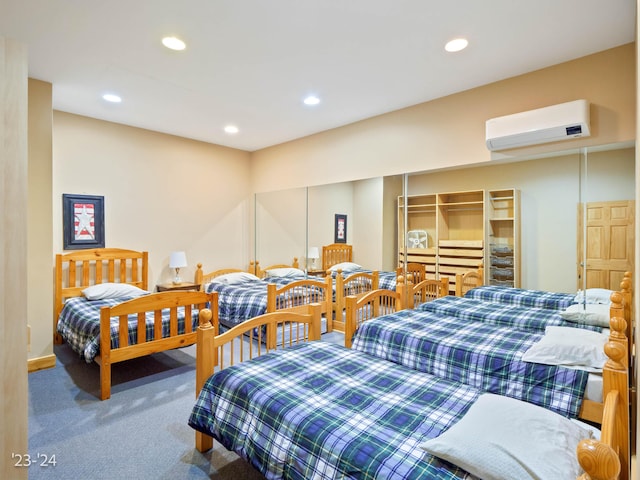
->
(307, 247, 319, 270)
(169, 251, 187, 284)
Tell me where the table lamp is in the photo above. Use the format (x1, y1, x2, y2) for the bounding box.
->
(307, 247, 319, 270)
(169, 251, 187, 284)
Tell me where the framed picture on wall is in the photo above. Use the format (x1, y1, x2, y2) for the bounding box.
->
(334, 214, 347, 244)
(63, 194, 105, 250)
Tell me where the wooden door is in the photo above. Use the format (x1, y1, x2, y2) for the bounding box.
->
(577, 200, 634, 289)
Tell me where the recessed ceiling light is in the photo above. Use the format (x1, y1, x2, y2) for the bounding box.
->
(444, 38, 468, 53)
(102, 93, 122, 103)
(162, 36, 186, 51)
(224, 125, 239, 134)
(303, 95, 321, 106)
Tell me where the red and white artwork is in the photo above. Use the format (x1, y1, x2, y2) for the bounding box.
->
(74, 203, 95, 240)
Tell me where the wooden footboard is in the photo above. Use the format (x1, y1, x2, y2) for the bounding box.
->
(195, 303, 322, 452)
(96, 290, 218, 400)
(344, 289, 402, 348)
(396, 276, 449, 309)
(333, 270, 380, 331)
(266, 276, 333, 331)
(454, 265, 484, 297)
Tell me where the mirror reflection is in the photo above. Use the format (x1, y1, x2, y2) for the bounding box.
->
(254, 143, 635, 294)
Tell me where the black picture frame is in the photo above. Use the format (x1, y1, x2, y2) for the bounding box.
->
(334, 214, 347, 244)
(62, 194, 105, 250)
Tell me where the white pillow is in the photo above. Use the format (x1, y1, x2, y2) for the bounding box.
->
(574, 288, 613, 305)
(560, 303, 610, 327)
(264, 267, 305, 279)
(210, 272, 261, 285)
(82, 283, 148, 300)
(420, 393, 592, 480)
(521, 326, 608, 371)
(328, 262, 362, 272)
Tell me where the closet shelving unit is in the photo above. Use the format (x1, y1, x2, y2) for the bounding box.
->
(487, 189, 520, 288)
(398, 190, 485, 295)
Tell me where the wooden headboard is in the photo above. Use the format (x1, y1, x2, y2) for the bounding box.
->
(322, 243, 353, 271)
(54, 248, 149, 342)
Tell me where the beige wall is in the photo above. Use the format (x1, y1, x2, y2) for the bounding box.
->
(52, 112, 253, 284)
(1, 35, 28, 480)
(250, 43, 635, 193)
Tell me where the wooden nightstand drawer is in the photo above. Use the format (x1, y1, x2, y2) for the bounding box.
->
(156, 282, 200, 292)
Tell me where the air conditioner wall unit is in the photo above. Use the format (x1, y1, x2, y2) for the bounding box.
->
(485, 99, 590, 151)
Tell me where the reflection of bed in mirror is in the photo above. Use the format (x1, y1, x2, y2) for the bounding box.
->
(194, 263, 333, 333)
(189, 300, 629, 480)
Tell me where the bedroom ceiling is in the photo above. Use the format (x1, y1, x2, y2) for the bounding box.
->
(1, 0, 636, 152)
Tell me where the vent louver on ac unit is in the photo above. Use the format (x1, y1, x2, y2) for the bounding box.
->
(486, 99, 591, 151)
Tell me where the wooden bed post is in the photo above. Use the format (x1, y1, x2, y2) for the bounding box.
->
(97, 308, 112, 400)
(604, 292, 629, 480)
(195, 308, 215, 453)
(397, 276, 411, 309)
(308, 303, 322, 341)
(194, 263, 203, 290)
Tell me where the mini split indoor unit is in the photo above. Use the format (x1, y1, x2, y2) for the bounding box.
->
(485, 99, 591, 151)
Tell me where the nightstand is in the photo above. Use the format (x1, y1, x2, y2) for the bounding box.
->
(156, 282, 201, 292)
(307, 269, 326, 278)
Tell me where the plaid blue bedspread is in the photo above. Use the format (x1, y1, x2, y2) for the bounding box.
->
(464, 285, 576, 310)
(332, 269, 397, 293)
(418, 295, 602, 333)
(56, 296, 198, 363)
(189, 341, 480, 480)
(206, 279, 293, 327)
(350, 310, 588, 418)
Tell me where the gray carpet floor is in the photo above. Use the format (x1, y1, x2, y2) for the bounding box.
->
(28, 331, 345, 479)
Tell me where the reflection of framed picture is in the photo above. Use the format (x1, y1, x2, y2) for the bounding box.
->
(63, 194, 105, 250)
(334, 214, 347, 244)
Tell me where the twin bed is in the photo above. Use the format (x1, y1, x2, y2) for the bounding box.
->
(54, 248, 217, 400)
(188, 294, 630, 480)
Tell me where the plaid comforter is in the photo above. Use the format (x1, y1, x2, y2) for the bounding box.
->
(56, 296, 198, 363)
(464, 285, 576, 310)
(189, 342, 480, 480)
(206, 278, 294, 327)
(418, 295, 602, 333)
(350, 310, 588, 418)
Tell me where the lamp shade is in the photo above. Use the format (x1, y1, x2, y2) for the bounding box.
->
(169, 251, 187, 268)
(308, 247, 319, 259)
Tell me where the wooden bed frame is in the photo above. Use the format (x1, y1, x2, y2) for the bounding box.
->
(194, 303, 322, 452)
(332, 270, 380, 331)
(54, 248, 218, 400)
(193, 304, 629, 480)
(455, 265, 484, 296)
(396, 262, 426, 285)
(253, 258, 300, 278)
(266, 276, 333, 331)
(194, 259, 300, 286)
(322, 243, 353, 271)
(54, 248, 149, 342)
(194, 262, 333, 331)
(397, 276, 449, 309)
